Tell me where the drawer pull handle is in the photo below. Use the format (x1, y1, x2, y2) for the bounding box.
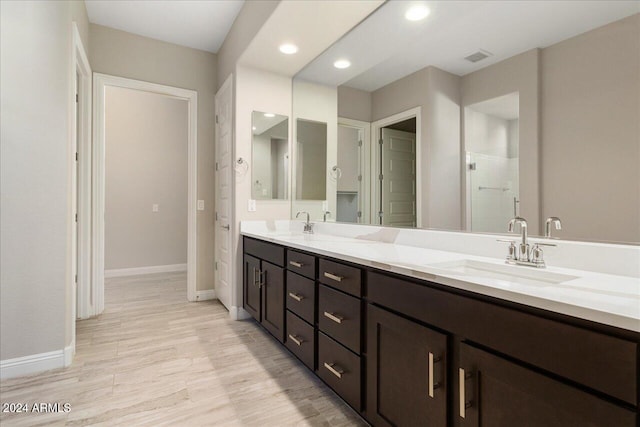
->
(459, 368, 473, 418)
(428, 352, 442, 398)
(323, 311, 343, 324)
(324, 362, 344, 379)
(288, 292, 304, 302)
(323, 272, 344, 282)
(289, 261, 304, 268)
(288, 334, 303, 346)
(253, 268, 261, 288)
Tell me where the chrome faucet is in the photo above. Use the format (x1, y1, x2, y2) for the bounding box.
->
(501, 216, 556, 268)
(323, 211, 331, 222)
(507, 216, 529, 260)
(545, 217, 562, 238)
(296, 211, 313, 234)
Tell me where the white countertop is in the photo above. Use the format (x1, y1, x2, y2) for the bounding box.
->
(241, 224, 640, 333)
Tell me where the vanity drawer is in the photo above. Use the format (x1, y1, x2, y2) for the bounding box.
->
(287, 250, 316, 280)
(318, 285, 361, 354)
(317, 332, 361, 411)
(319, 259, 362, 297)
(286, 311, 315, 370)
(244, 237, 285, 267)
(286, 271, 315, 324)
(368, 270, 638, 405)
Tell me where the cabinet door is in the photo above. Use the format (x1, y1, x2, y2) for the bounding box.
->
(243, 255, 261, 321)
(261, 261, 285, 342)
(366, 305, 447, 427)
(457, 343, 636, 427)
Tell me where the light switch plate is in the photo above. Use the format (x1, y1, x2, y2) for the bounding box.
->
(248, 199, 256, 212)
(152, 204, 159, 212)
(197, 200, 205, 211)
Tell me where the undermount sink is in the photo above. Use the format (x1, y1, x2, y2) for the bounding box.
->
(426, 259, 579, 286)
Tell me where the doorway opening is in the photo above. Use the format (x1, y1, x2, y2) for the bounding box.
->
(92, 74, 198, 317)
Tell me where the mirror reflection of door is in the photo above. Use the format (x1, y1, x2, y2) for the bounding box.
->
(379, 119, 416, 227)
(465, 92, 520, 233)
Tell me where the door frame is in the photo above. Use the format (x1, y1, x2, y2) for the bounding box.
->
(371, 107, 422, 228)
(337, 117, 371, 224)
(92, 73, 198, 314)
(69, 22, 92, 363)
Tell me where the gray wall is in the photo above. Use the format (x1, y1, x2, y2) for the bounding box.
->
(337, 86, 372, 122)
(541, 13, 639, 243)
(105, 87, 188, 270)
(90, 24, 217, 290)
(216, 0, 279, 91)
(1, 0, 90, 360)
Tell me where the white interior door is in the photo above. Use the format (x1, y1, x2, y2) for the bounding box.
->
(380, 128, 416, 227)
(214, 76, 233, 310)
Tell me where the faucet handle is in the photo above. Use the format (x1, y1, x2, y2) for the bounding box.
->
(496, 239, 516, 243)
(533, 242, 556, 247)
(497, 239, 518, 261)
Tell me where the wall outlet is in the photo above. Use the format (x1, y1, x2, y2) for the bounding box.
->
(248, 199, 256, 212)
(322, 200, 328, 211)
(152, 204, 159, 212)
(197, 200, 205, 211)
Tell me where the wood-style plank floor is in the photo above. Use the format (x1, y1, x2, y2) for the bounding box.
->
(0, 272, 366, 426)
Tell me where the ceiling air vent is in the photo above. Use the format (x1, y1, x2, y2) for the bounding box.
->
(464, 50, 493, 63)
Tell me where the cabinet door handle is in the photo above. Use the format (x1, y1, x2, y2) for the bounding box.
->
(459, 368, 473, 418)
(288, 334, 303, 346)
(288, 292, 304, 302)
(259, 270, 266, 287)
(253, 268, 260, 287)
(323, 272, 343, 282)
(428, 352, 442, 398)
(289, 261, 304, 268)
(323, 311, 343, 324)
(324, 362, 344, 379)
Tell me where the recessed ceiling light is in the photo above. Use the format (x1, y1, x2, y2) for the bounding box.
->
(264, 113, 275, 118)
(405, 5, 430, 21)
(333, 59, 351, 69)
(252, 126, 257, 130)
(279, 43, 298, 55)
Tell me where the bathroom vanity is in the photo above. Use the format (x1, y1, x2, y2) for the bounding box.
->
(241, 223, 639, 427)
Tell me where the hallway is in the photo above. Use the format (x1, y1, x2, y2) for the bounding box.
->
(0, 273, 364, 426)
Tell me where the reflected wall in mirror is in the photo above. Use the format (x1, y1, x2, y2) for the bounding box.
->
(292, 1, 639, 244)
(251, 111, 289, 200)
(295, 119, 327, 200)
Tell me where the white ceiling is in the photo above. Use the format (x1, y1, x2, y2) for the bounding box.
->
(85, 0, 244, 53)
(239, 0, 384, 77)
(296, 1, 640, 92)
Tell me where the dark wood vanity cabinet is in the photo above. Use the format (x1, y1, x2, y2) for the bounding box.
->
(366, 304, 448, 427)
(243, 239, 286, 343)
(243, 236, 639, 427)
(457, 343, 636, 427)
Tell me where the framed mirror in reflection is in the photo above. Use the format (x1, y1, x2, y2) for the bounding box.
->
(292, 1, 639, 244)
(251, 111, 289, 200)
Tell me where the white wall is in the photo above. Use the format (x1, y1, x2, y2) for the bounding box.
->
(90, 24, 217, 291)
(233, 65, 293, 311)
(1, 0, 90, 362)
(105, 87, 188, 270)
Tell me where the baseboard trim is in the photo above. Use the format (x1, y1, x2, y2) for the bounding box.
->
(1, 342, 74, 380)
(195, 289, 216, 301)
(229, 306, 251, 321)
(104, 263, 187, 278)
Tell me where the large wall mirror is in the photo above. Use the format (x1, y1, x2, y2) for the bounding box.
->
(291, 1, 639, 244)
(251, 111, 289, 200)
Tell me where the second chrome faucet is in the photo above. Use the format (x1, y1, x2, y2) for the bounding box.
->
(502, 216, 557, 268)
